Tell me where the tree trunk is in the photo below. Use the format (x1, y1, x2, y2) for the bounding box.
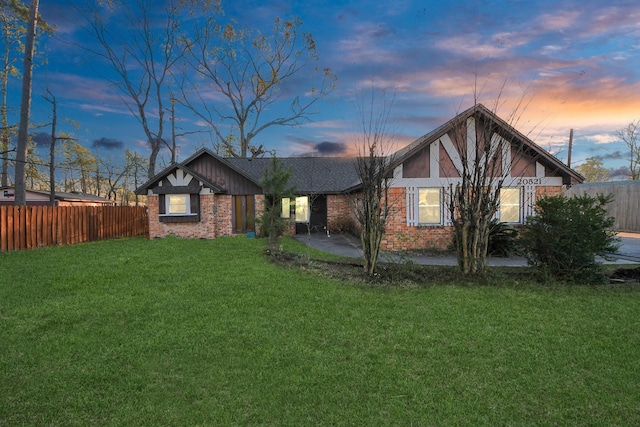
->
(13, 0, 38, 205)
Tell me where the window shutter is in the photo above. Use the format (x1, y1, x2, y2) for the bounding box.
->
(159, 194, 166, 214)
(442, 187, 451, 226)
(406, 186, 417, 226)
(190, 194, 200, 214)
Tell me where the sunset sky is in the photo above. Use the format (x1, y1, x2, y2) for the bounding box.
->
(18, 0, 640, 178)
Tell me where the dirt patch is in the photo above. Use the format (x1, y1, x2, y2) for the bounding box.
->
(266, 249, 530, 287)
(608, 267, 640, 284)
(268, 248, 640, 287)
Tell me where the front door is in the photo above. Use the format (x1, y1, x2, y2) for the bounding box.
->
(233, 195, 255, 233)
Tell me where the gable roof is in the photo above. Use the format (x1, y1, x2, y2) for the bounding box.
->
(136, 104, 583, 195)
(135, 151, 227, 195)
(136, 147, 361, 195)
(391, 104, 584, 184)
(225, 157, 360, 194)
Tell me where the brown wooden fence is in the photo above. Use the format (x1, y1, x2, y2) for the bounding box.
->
(564, 181, 640, 232)
(0, 206, 149, 252)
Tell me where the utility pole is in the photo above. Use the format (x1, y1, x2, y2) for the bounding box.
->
(567, 128, 574, 168)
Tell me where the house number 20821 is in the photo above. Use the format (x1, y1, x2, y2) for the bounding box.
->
(517, 178, 542, 185)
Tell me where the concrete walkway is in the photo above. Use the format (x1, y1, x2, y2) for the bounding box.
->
(295, 232, 640, 266)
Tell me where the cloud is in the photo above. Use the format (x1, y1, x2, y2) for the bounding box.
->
(32, 132, 52, 147)
(297, 140, 349, 157)
(594, 150, 625, 161)
(93, 137, 125, 151)
(285, 134, 350, 157)
(314, 141, 348, 155)
(44, 73, 121, 105)
(584, 134, 618, 144)
(535, 10, 580, 33)
(610, 166, 630, 179)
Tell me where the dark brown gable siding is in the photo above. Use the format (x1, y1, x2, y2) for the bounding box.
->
(511, 143, 537, 177)
(439, 143, 460, 178)
(402, 146, 430, 178)
(186, 155, 262, 195)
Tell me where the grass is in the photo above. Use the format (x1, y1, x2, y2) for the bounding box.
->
(1, 236, 640, 425)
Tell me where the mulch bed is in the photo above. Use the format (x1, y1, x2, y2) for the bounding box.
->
(269, 248, 640, 286)
(608, 267, 640, 284)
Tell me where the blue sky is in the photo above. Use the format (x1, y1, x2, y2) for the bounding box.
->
(17, 0, 640, 177)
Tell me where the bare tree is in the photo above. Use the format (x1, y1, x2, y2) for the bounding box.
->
(43, 90, 77, 204)
(616, 120, 640, 180)
(0, 0, 28, 187)
(184, 16, 337, 158)
(59, 140, 96, 193)
(13, 0, 37, 205)
(124, 149, 148, 206)
(353, 89, 397, 276)
(79, 0, 215, 177)
(447, 95, 530, 275)
(99, 157, 127, 201)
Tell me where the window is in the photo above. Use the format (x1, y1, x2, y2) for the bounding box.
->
(295, 196, 309, 222)
(281, 197, 291, 218)
(159, 193, 200, 223)
(418, 188, 441, 224)
(167, 194, 189, 214)
(500, 188, 521, 223)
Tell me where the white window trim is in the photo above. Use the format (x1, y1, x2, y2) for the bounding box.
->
(160, 194, 198, 217)
(418, 187, 443, 225)
(498, 187, 522, 224)
(407, 187, 443, 226)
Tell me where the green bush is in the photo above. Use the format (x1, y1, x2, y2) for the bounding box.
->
(257, 156, 296, 247)
(519, 193, 619, 283)
(488, 219, 519, 257)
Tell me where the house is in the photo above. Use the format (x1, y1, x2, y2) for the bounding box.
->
(0, 186, 117, 207)
(136, 104, 583, 250)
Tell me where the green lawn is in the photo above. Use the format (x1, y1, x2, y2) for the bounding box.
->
(1, 237, 639, 426)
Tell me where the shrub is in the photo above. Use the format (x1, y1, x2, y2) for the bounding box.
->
(331, 216, 360, 236)
(487, 219, 519, 257)
(257, 156, 296, 247)
(519, 193, 619, 283)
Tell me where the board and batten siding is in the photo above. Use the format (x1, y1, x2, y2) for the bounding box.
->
(564, 181, 640, 232)
(186, 155, 263, 195)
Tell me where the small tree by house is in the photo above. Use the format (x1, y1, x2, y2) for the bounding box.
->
(353, 89, 397, 276)
(445, 98, 532, 276)
(258, 156, 295, 248)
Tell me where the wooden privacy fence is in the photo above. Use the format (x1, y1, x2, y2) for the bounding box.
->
(0, 206, 149, 252)
(564, 181, 640, 232)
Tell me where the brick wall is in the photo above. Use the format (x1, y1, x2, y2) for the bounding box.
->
(212, 194, 233, 237)
(535, 185, 563, 198)
(148, 193, 265, 240)
(149, 193, 221, 239)
(148, 195, 161, 238)
(381, 187, 454, 251)
(327, 194, 359, 234)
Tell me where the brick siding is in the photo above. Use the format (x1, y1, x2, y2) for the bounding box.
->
(148, 193, 265, 239)
(382, 188, 454, 251)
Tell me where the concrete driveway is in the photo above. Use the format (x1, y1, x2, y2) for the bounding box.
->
(294, 232, 640, 266)
(615, 232, 640, 263)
